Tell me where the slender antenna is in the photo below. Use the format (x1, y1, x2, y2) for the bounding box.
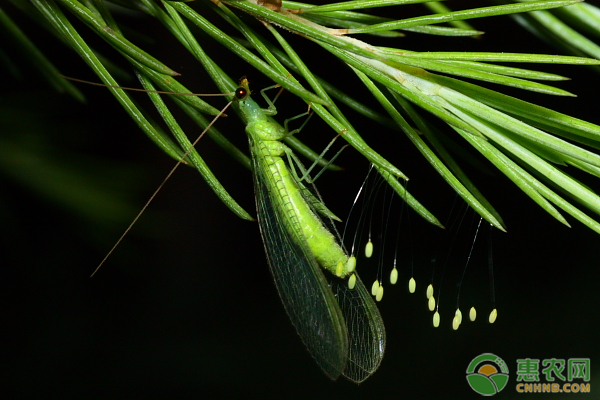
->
(60, 75, 232, 97)
(91, 100, 233, 277)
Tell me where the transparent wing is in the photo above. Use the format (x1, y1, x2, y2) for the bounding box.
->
(251, 139, 349, 380)
(329, 272, 386, 383)
(294, 158, 386, 383)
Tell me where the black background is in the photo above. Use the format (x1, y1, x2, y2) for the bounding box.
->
(1, 1, 599, 398)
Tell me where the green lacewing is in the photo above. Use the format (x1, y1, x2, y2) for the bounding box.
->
(234, 79, 385, 382)
(82, 74, 386, 382)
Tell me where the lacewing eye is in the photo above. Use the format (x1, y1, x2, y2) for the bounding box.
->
(235, 87, 248, 100)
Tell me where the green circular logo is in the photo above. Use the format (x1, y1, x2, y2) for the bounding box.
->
(466, 353, 509, 396)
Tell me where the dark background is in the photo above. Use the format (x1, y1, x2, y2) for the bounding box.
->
(1, 1, 598, 398)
